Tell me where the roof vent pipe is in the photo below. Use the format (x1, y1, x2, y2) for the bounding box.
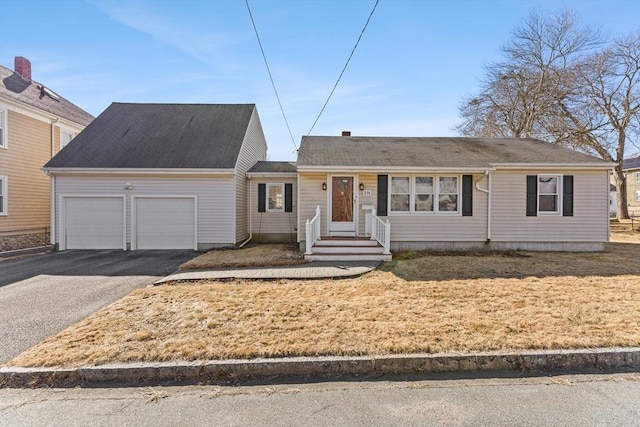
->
(341, 131, 351, 137)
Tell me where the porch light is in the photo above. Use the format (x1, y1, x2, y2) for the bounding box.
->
(124, 182, 134, 190)
(359, 182, 365, 191)
(322, 182, 327, 191)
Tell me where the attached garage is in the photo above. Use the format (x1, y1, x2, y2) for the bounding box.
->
(62, 196, 125, 250)
(133, 197, 196, 250)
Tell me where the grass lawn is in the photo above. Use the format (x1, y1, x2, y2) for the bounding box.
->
(180, 243, 304, 269)
(6, 232, 640, 368)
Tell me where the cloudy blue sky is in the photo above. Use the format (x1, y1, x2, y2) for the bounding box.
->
(1, 0, 638, 160)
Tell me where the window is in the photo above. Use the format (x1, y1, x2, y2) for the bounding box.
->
(390, 177, 410, 212)
(60, 130, 74, 149)
(636, 190, 640, 202)
(389, 175, 459, 214)
(0, 108, 6, 148)
(267, 183, 284, 212)
(0, 176, 6, 215)
(538, 175, 560, 213)
(636, 172, 640, 183)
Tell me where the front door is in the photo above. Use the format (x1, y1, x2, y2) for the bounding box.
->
(329, 176, 356, 236)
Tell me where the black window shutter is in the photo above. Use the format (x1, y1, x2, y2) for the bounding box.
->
(526, 175, 537, 216)
(377, 175, 388, 216)
(462, 175, 473, 216)
(258, 183, 266, 213)
(285, 183, 293, 212)
(563, 175, 574, 217)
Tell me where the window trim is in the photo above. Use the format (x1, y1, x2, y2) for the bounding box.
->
(537, 174, 562, 215)
(388, 174, 461, 215)
(636, 172, 640, 183)
(60, 128, 74, 149)
(0, 175, 7, 215)
(0, 107, 7, 149)
(635, 190, 640, 202)
(266, 183, 285, 213)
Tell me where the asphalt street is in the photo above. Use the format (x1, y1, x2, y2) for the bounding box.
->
(0, 373, 639, 426)
(0, 250, 198, 363)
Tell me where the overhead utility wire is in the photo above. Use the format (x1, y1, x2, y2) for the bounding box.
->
(245, 0, 297, 150)
(307, 0, 379, 136)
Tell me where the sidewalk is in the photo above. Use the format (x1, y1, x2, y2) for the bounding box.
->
(157, 261, 380, 283)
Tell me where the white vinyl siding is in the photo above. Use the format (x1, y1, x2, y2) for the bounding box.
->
(53, 175, 236, 247)
(134, 197, 195, 249)
(63, 197, 125, 249)
(234, 107, 268, 243)
(251, 177, 297, 237)
(297, 173, 329, 241)
(0, 175, 7, 215)
(491, 170, 609, 242)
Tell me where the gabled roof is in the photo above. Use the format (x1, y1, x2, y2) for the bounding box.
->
(44, 103, 257, 169)
(248, 161, 297, 174)
(623, 153, 640, 170)
(0, 65, 93, 126)
(297, 136, 610, 169)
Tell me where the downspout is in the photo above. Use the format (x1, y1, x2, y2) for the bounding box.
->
(475, 171, 491, 242)
(239, 176, 252, 247)
(50, 118, 58, 158)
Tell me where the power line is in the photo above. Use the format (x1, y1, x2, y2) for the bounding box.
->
(307, 0, 380, 136)
(245, 0, 298, 150)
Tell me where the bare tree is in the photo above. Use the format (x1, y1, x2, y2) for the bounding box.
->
(457, 10, 640, 220)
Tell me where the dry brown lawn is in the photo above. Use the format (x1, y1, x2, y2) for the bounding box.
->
(180, 243, 304, 269)
(7, 235, 640, 368)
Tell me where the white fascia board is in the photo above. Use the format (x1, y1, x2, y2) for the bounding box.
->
(296, 166, 494, 173)
(491, 163, 617, 170)
(246, 172, 298, 178)
(42, 167, 236, 175)
(0, 95, 87, 129)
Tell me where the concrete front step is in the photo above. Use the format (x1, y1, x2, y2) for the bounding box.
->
(305, 253, 392, 262)
(312, 245, 385, 254)
(314, 238, 379, 247)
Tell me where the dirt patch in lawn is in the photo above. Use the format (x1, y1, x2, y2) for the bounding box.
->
(180, 243, 305, 270)
(8, 241, 640, 368)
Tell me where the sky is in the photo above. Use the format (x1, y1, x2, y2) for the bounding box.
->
(1, 0, 639, 161)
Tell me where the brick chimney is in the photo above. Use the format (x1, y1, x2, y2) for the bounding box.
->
(14, 56, 32, 81)
(341, 131, 351, 137)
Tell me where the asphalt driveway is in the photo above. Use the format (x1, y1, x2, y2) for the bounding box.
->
(0, 250, 198, 364)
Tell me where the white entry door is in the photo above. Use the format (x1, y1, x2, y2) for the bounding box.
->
(134, 197, 196, 250)
(329, 176, 356, 236)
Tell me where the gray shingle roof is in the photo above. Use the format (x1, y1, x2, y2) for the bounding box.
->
(623, 154, 640, 170)
(44, 103, 257, 169)
(297, 136, 608, 168)
(0, 65, 93, 126)
(248, 161, 297, 174)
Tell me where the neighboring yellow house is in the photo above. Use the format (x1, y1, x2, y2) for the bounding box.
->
(623, 154, 640, 217)
(0, 57, 93, 251)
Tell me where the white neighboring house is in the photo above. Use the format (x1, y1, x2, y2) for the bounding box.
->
(43, 103, 266, 251)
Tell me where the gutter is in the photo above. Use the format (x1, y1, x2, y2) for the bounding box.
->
(475, 171, 491, 242)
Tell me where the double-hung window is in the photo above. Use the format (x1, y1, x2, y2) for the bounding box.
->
(538, 175, 560, 213)
(389, 175, 459, 214)
(636, 190, 640, 202)
(267, 183, 284, 212)
(636, 172, 640, 183)
(0, 108, 6, 148)
(0, 176, 7, 215)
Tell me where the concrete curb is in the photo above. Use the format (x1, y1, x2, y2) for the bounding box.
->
(2, 347, 639, 388)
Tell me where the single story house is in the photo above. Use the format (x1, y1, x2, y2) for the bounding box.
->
(43, 103, 615, 260)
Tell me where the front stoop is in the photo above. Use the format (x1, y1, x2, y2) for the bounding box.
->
(305, 237, 392, 262)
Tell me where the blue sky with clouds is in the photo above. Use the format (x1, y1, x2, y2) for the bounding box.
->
(1, 0, 638, 160)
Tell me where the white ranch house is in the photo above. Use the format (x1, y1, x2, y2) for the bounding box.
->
(43, 104, 615, 261)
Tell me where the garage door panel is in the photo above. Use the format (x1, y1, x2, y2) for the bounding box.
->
(65, 197, 124, 249)
(135, 198, 195, 249)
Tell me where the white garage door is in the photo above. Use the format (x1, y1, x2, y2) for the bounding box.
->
(64, 197, 125, 249)
(135, 197, 195, 249)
